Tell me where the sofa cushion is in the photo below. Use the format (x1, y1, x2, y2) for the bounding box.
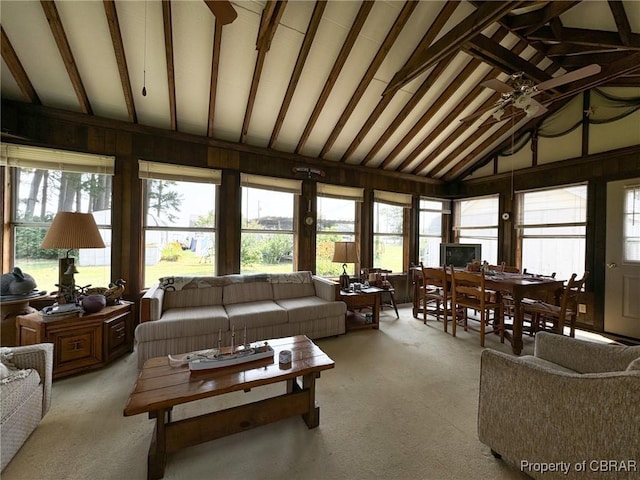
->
(225, 301, 288, 328)
(517, 355, 578, 374)
(277, 296, 346, 323)
(223, 275, 273, 305)
(0, 369, 41, 423)
(163, 286, 223, 310)
(135, 305, 229, 342)
(271, 271, 316, 300)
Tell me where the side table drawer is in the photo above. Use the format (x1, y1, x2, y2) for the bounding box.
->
(52, 326, 102, 375)
(104, 312, 132, 361)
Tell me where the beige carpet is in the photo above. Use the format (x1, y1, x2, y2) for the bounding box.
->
(3, 305, 537, 480)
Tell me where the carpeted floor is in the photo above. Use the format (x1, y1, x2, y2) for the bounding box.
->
(3, 305, 540, 480)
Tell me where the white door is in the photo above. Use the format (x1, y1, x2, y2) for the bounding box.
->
(605, 178, 640, 339)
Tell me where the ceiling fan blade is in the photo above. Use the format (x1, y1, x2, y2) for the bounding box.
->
(535, 64, 602, 92)
(204, 1, 238, 25)
(528, 99, 547, 118)
(480, 78, 513, 94)
(459, 103, 503, 123)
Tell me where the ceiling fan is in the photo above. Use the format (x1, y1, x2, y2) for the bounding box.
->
(460, 64, 602, 123)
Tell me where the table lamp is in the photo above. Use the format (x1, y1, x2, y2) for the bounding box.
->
(333, 241, 359, 291)
(40, 211, 106, 302)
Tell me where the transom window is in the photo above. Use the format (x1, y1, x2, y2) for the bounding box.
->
(516, 184, 587, 280)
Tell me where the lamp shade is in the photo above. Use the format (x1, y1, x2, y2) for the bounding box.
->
(332, 241, 359, 264)
(41, 212, 106, 249)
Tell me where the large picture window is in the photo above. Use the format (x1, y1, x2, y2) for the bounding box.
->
(140, 161, 220, 287)
(373, 191, 410, 273)
(316, 184, 362, 276)
(240, 174, 300, 274)
(418, 198, 448, 267)
(3, 145, 113, 292)
(454, 195, 499, 265)
(517, 184, 587, 280)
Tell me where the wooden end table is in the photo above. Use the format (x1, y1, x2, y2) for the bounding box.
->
(340, 287, 382, 331)
(17, 301, 134, 378)
(123, 335, 334, 480)
(0, 292, 49, 346)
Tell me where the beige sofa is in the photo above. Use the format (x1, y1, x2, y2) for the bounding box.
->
(136, 271, 345, 368)
(478, 332, 640, 480)
(1, 343, 53, 471)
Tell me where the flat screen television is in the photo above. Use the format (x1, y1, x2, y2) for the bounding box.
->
(439, 243, 482, 268)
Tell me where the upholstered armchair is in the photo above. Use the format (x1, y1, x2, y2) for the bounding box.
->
(1, 343, 53, 471)
(478, 332, 640, 480)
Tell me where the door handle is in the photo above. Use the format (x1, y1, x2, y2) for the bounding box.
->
(606, 262, 617, 269)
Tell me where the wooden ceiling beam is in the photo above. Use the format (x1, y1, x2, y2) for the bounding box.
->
(529, 26, 640, 50)
(501, 1, 578, 32)
(162, 1, 177, 132)
(40, 1, 92, 115)
(269, 1, 326, 149)
(207, 18, 222, 137)
(103, 0, 137, 123)
(464, 33, 552, 83)
(0, 27, 40, 104)
(240, 1, 286, 143)
(339, 0, 459, 163)
(295, 1, 373, 154)
(383, 1, 524, 96)
(319, 0, 418, 159)
(608, 1, 632, 47)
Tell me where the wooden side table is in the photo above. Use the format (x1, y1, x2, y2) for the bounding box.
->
(17, 301, 134, 379)
(1, 292, 49, 346)
(340, 287, 382, 331)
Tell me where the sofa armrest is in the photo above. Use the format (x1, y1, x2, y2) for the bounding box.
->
(140, 284, 165, 323)
(312, 276, 341, 301)
(9, 343, 54, 416)
(478, 348, 640, 471)
(534, 331, 640, 373)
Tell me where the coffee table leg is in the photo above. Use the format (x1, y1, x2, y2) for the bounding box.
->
(301, 373, 320, 428)
(148, 408, 168, 480)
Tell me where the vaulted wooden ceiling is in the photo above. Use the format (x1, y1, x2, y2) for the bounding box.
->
(1, 1, 639, 182)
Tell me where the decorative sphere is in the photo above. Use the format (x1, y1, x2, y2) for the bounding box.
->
(82, 294, 106, 313)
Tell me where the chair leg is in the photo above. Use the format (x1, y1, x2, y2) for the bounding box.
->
(480, 310, 485, 347)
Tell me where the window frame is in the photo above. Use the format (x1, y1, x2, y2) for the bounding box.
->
(453, 194, 499, 265)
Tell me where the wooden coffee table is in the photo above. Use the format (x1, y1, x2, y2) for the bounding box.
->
(123, 335, 334, 480)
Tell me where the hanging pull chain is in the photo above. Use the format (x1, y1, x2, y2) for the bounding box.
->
(142, 0, 147, 96)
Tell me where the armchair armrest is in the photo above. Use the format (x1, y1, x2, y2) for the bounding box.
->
(478, 348, 640, 475)
(312, 276, 341, 302)
(8, 343, 54, 416)
(140, 284, 165, 323)
(534, 331, 640, 373)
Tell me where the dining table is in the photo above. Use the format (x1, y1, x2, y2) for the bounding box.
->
(412, 267, 564, 355)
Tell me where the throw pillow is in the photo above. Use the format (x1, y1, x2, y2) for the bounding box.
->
(0, 361, 10, 380)
(0, 348, 33, 384)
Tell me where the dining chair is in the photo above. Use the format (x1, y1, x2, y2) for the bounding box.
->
(522, 271, 589, 337)
(420, 265, 452, 331)
(450, 267, 504, 347)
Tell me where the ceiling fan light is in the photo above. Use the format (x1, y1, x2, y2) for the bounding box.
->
(524, 104, 539, 117)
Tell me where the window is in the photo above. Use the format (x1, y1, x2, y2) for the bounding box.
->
(418, 198, 448, 267)
(140, 161, 220, 287)
(517, 184, 587, 280)
(624, 185, 640, 263)
(240, 174, 300, 274)
(454, 195, 499, 264)
(373, 191, 411, 273)
(316, 184, 363, 276)
(2, 144, 114, 292)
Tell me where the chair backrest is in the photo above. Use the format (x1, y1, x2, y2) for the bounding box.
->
(558, 271, 589, 316)
(450, 267, 489, 307)
(502, 264, 520, 273)
(421, 266, 449, 296)
(487, 263, 505, 273)
(523, 268, 556, 278)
